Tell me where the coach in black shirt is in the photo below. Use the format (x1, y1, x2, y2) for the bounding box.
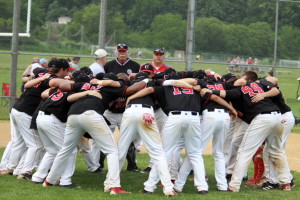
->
(104, 43, 140, 75)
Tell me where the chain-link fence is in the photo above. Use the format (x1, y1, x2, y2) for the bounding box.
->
(0, 0, 300, 119)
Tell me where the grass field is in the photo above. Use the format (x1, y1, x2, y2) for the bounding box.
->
(0, 52, 299, 124)
(0, 148, 299, 200)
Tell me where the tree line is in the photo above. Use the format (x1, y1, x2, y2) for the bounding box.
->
(0, 0, 299, 59)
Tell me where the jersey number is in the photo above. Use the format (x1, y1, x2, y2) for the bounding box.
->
(173, 86, 194, 95)
(207, 84, 224, 90)
(241, 83, 264, 97)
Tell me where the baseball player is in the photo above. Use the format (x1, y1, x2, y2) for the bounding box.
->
(150, 48, 172, 73)
(202, 71, 291, 192)
(31, 73, 91, 187)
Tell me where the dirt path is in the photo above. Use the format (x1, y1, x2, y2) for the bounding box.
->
(1, 120, 300, 172)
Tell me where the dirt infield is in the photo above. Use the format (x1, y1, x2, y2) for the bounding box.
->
(1, 120, 300, 172)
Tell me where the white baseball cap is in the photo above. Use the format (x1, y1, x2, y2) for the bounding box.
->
(94, 49, 108, 58)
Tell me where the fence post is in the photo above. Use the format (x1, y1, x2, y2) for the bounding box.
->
(273, 0, 279, 76)
(10, 0, 21, 109)
(98, 0, 107, 49)
(185, 0, 195, 71)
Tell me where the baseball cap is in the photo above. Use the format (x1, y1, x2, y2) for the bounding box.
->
(48, 60, 57, 68)
(94, 49, 108, 58)
(103, 72, 118, 81)
(135, 72, 149, 80)
(75, 73, 91, 83)
(165, 72, 181, 80)
(54, 59, 75, 71)
(222, 73, 236, 81)
(117, 43, 128, 51)
(164, 68, 176, 75)
(33, 68, 49, 77)
(95, 72, 105, 80)
(140, 63, 154, 73)
(153, 48, 164, 55)
(39, 58, 48, 65)
(193, 70, 206, 79)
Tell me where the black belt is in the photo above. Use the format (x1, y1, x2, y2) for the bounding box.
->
(206, 108, 228, 113)
(127, 104, 152, 109)
(170, 111, 198, 116)
(261, 110, 280, 115)
(44, 111, 51, 115)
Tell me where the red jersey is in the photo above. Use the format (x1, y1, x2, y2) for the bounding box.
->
(150, 61, 172, 73)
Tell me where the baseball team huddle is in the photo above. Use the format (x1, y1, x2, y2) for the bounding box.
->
(0, 43, 295, 196)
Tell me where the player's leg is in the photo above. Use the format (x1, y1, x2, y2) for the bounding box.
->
(138, 107, 174, 194)
(45, 114, 84, 185)
(174, 156, 193, 192)
(184, 114, 208, 192)
(118, 108, 138, 172)
(229, 114, 279, 192)
(82, 111, 121, 190)
(78, 138, 101, 172)
(211, 112, 230, 190)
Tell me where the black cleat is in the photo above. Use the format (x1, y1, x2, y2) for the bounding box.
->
(92, 167, 104, 173)
(139, 189, 153, 194)
(262, 181, 279, 190)
(140, 167, 151, 174)
(198, 190, 208, 195)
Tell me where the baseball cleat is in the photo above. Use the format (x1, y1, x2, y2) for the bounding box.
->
(17, 173, 32, 181)
(281, 183, 291, 192)
(110, 187, 131, 195)
(126, 167, 140, 172)
(290, 178, 296, 187)
(164, 190, 177, 197)
(0, 169, 13, 175)
(60, 184, 81, 189)
(261, 181, 279, 190)
(42, 180, 53, 187)
(92, 167, 104, 173)
(174, 188, 182, 193)
(140, 167, 151, 174)
(139, 189, 153, 194)
(198, 190, 208, 195)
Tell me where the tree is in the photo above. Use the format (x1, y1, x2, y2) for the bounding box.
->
(195, 17, 227, 53)
(278, 25, 300, 59)
(146, 13, 186, 50)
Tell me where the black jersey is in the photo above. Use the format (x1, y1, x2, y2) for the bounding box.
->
(104, 58, 140, 75)
(224, 81, 280, 124)
(13, 74, 57, 116)
(153, 86, 204, 114)
(68, 82, 127, 116)
(259, 79, 291, 114)
(40, 87, 73, 123)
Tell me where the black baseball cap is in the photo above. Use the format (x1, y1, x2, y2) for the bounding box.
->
(33, 68, 49, 78)
(222, 73, 236, 81)
(53, 59, 75, 71)
(103, 72, 118, 81)
(135, 72, 149, 80)
(165, 72, 181, 80)
(153, 48, 165, 55)
(95, 72, 105, 80)
(140, 63, 154, 73)
(117, 43, 128, 51)
(193, 70, 206, 79)
(164, 68, 176, 75)
(75, 73, 90, 83)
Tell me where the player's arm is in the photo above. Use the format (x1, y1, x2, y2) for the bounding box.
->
(205, 69, 221, 80)
(22, 65, 33, 83)
(24, 73, 51, 89)
(59, 82, 74, 92)
(126, 87, 155, 106)
(49, 78, 74, 88)
(233, 78, 246, 86)
(90, 79, 121, 87)
(201, 88, 240, 101)
(124, 80, 148, 96)
(251, 87, 280, 103)
(67, 90, 102, 102)
(209, 94, 237, 120)
(41, 88, 52, 98)
(162, 80, 193, 88)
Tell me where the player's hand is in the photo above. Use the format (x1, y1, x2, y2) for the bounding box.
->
(229, 109, 238, 120)
(125, 97, 132, 106)
(142, 113, 155, 125)
(200, 88, 211, 96)
(90, 78, 99, 84)
(192, 85, 201, 91)
(129, 73, 137, 79)
(42, 73, 51, 80)
(214, 73, 222, 81)
(87, 90, 102, 99)
(251, 93, 265, 103)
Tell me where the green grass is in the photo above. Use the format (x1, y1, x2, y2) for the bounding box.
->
(0, 148, 300, 200)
